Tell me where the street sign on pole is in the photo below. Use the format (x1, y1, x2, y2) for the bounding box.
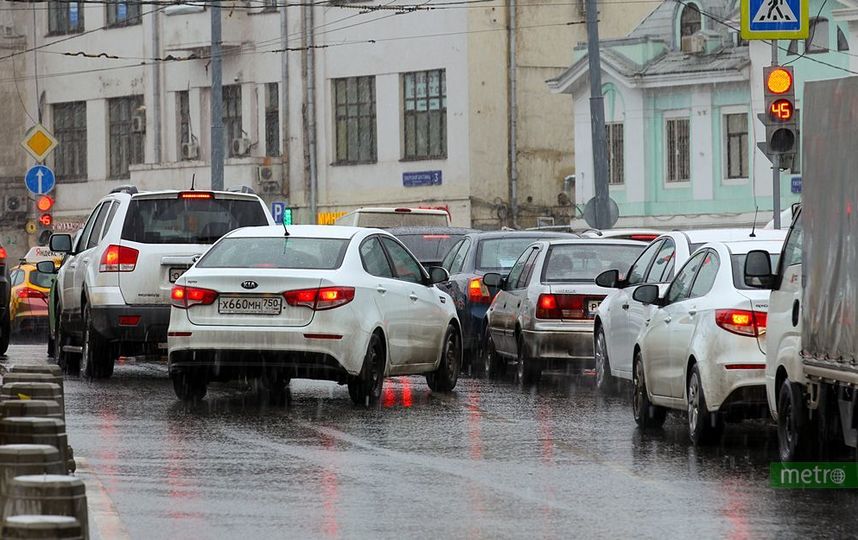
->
(24, 165, 56, 195)
(741, 0, 808, 40)
(20, 124, 59, 163)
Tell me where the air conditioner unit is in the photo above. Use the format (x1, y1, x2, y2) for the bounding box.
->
(232, 137, 251, 156)
(132, 114, 146, 133)
(4, 195, 23, 214)
(256, 165, 281, 193)
(181, 142, 199, 160)
(681, 34, 705, 54)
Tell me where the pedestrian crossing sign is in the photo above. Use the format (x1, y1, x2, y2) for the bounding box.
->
(742, 0, 808, 39)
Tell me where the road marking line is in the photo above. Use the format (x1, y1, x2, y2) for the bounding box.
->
(76, 457, 131, 540)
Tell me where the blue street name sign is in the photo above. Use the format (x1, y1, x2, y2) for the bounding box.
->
(403, 170, 442, 188)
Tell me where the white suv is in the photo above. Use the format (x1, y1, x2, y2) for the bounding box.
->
(48, 186, 274, 378)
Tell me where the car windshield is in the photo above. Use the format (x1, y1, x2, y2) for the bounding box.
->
(731, 253, 781, 289)
(29, 270, 54, 289)
(122, 197, 268, 244)
(394, 233, 467, 264)
(542, 244, 644, 282)
(476, 237, 545, 271)
(197, 237, 349, 269)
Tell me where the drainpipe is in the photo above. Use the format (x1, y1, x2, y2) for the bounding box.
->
(507, 0, 519, 228)
(304, 4, 318, 222)
(152, 6, 162, 162)
(280, 3, 289, 197)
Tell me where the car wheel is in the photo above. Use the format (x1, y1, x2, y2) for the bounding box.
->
(427, 324, 462, 392)
(81, 303, 113, 380)
(55, 320, 75, 374)
(594, 327, 615, 393)
(482, 332, 505, 379)
(778, 381, 814, 461)
(0, 309, 10, 356)
(172, 370, 208, 402)
(687, 364, 723, 445)
(348, 333, 385, 406)
(632, 352, 666, 429)
(515, 334, 541, 385)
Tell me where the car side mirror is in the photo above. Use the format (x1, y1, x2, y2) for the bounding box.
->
(427, 266, 450, 285)
(49, 233, 73, 254)
(35, 261, 57, 274)
(632, 284, 663, 306)
(595, 269, 620, 288)
(482, 272, 503, 288)
(744, 250, 776, 289)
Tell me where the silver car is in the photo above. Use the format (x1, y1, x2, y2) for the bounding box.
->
(482, 239, 645, 383)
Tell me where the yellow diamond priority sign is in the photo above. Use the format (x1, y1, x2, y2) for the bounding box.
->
(21, 124, 59, 163)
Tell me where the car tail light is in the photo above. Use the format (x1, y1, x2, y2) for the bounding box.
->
(423, 235, 450, 239)
(99, 245, 139, 272)
(715, 309, 767, 337)
(170, 285, 218, 309)
(283, 286, 355, 311)
(179, 191, 213, 199)
(0, 247, 6, 260)
(536, 294, 603, 320)
(17, 287, 46, 299)
(468, 277, 492, 304)
(118, 315, 140, 326)
(630, 234, 659, 242)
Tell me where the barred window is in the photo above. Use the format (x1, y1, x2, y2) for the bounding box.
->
(223, 85, 243, 157)
(106, 0, 141, 27)
(265, 83, 280, 157)
(108, 96, 144, 179)
(403, 69, 446, 160)
(725, 113, 748, 179)
(606, 122, 624, 185)
(53, 102, 87, 182)
(666, 117, 690, 183)
(177, 91, 191, 159)
(334, 76, 376, 164)
(48, 1, 84, 35)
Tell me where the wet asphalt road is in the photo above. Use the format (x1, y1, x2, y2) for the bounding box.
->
(4, 342, 858, 539)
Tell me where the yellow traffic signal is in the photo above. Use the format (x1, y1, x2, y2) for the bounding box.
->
(766, 68, 793, 95)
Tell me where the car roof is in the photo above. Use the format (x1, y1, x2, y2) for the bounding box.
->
(386, 226, 478, 235)
(542, 238, 648, 247)
(226, 225, 370, 240)
(349, 207, 448, 215)
(466, 230, 579, 240)
(673, 228, 786, 243)
(718, 239, 786, 255)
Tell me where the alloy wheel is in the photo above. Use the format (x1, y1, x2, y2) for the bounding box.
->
(688, 372, 700, 434)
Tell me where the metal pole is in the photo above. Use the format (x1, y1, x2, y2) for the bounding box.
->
(771, 40, 780, 229)
(152, 6, 161, 163)
(507, 0, 519, 228)
(210, 0, 224, 191)
(586, 0, 611, 229)
(280, 4, 289, 197)
(304, 4, 318, 222)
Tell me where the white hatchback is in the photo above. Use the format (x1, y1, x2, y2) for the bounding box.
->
(629, 238, 785, 444)
(167, 225, 462, 405)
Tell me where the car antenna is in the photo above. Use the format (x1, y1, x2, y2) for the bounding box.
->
(190, 173, 196, 191)
(282, 219, 290, 237)
(749, 205, 759, 238)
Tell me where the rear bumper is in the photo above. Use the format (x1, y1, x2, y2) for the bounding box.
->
(522, 324, 595, 366)
(91, 304, 170, 345)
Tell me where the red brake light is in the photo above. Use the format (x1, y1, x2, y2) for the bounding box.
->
(423, 235, 450, 239)
(0, 247, 6, 260)
(536, 294, 603, 320)
(99, 245, 139, 272)
(715, 309, 767, 337)
(468, 277, 492, 304)
(630, 234, 658, 241)
(179, 191, 214, 199)
(283, 287, 355, 311)
(17, 287, 46, 300)
(170, 285, 218, 309)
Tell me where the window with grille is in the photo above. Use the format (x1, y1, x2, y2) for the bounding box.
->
(402, 69, 447, 160)
(334, 76, 377, 164)
(666, 117, 690, 183)
(222, 85, 243, 157)
(177, 91, 191, 159)
(265, 83, 280, 157)
(53, 102, 87, 182)
(724, 113, 748, 179)
(108, 96, 144, 179)
(106, 0, 141, 27)
(48, 1, 84, 35)
(606, 122, 624, 185)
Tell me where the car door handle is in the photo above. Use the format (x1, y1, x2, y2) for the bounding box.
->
(792, 300, 800, 327)
(688, 309, 697, 316)
(82, 258, 90, 263)
(68, 264, 77, 269)
(621, 304, 630, 310)
(376, 285, 387, 295)
(664, 316, 672, 324)
(409, 293, 419, 302)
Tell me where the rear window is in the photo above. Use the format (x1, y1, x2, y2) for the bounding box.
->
(476, 237, 546, 271)
(542, 244, 644, 283)
(122, 197, 268, 244)
(395, 234, 467, 264)
(354, 212, 449, 228)
(197, 237, 349, 270)
(29, 270, 54, 289)
(731, 253, 781, 290)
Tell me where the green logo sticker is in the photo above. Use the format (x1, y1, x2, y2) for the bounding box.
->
(771, 462, 858, 488)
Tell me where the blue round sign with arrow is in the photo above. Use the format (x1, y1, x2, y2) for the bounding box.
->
(24, 165, 56, 195)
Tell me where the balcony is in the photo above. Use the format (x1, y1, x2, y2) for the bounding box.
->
(163, 3, 247, 53)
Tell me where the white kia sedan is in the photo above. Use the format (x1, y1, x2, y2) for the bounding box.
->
(167, 225, 462, 405)
(630, 238, 785, 444)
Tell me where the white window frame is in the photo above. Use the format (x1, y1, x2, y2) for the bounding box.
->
(663, 110, 691, 188)
(721, 106, 750, 185)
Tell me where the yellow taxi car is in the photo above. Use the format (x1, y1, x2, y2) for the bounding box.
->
(9, 247, 61, 336)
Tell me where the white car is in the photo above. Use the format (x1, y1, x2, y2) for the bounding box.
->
(593, 228, 787, 391)
(168, 225, 462, 405)
(629, 238, 785, 444)
(49, 186, 273, 379)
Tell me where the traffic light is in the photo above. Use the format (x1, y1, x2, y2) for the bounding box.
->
(763, 66, 799, 158)
(36, 195, 54, 235)
(282, 208, 293, 226)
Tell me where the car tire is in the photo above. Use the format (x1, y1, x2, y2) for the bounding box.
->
(172, 371, 208, 402)
(778, 381, 814, 461)
(632, 352, 667, 430)
(348, 333, 385, 406)
(55, 320, 76, 374)
(81, 303, 113, 380)
(0, 309, 9, 356)
(687, 364, 723, 445)
(427, 324, 462, 392)
(594, 327, 615, 394)
(482, 332, 505, 379)
(515, 334, 541, 385)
